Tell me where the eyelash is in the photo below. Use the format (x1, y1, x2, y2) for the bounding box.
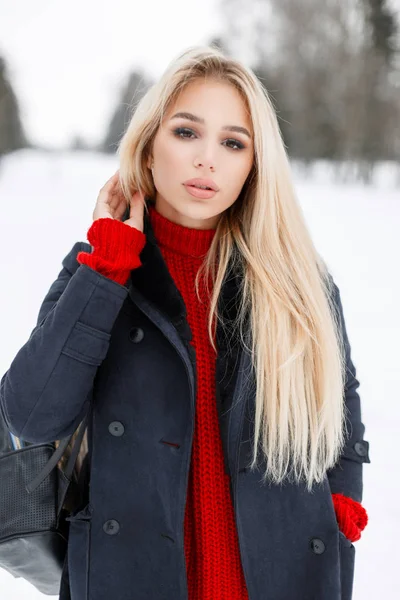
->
(173, 127, 245, 151)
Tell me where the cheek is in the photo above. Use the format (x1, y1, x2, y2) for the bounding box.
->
(152, 139, 188, 192)
(227, 161, 252, 194)
(156, 136, 189, 169)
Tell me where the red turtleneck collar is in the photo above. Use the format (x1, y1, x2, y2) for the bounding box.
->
(148, 204, 216, 258)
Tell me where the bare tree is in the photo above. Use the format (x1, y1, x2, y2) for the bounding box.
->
(0, 56, 28, 157)
(218, 0, 400, 182)
(101, 71, 153, 154)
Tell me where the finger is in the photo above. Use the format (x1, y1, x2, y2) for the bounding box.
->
(104, 171, 119, 186)
(130, 189, 145, 208)
(113, 202, 128, 221)
(111, 190, 128, 214)
(101, 174, 122, 202)
(129, 191, 145, 220)
(100, 171, 120, 193)
(109, 180, 126, 210)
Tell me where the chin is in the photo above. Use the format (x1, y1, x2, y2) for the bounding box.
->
(175, 203, 220, 228)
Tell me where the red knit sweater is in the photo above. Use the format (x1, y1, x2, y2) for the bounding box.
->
(77, 206, 368, 597)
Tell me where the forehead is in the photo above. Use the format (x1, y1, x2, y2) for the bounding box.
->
(165, 79, 252, 130)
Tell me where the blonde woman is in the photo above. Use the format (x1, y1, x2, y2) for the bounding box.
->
(1, 46, 370, 599)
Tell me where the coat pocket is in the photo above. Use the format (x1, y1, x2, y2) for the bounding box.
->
(338, 530, 356, 600)
(65, 504, 92, 599)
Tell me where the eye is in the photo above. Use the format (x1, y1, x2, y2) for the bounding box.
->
(223, 138, 245, 151)
(173, 127, 245, 151)
(173, 127, 196, 139)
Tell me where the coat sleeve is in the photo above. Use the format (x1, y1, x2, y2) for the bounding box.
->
(326, 278, 371, 503)
(0, 241, 129, 443)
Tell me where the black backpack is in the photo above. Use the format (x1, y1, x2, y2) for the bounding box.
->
(0, 402, 90, 595)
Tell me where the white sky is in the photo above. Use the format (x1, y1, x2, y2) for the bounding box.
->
(1, 0, 399, 148)
(0, 0, 224, 147)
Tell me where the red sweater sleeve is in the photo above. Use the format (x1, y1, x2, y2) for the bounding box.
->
(77, 218, 146, 286)
(331, 493, 368, 542)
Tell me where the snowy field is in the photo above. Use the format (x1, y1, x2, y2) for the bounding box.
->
(0, 150, 398, 599)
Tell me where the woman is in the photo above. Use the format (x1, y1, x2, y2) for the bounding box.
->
(0, 46, 370, 599)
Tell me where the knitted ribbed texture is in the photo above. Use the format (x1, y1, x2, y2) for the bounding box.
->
(77, 217, 146, 286)
(332, 493, 368, 542)
(149, 205, 249, 599)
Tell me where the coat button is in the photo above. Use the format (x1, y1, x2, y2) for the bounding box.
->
(108, 421, 125, 436)
(354, 441, 368, 457)
(129, 327, 144, 343)
(310, 538, 325, 554)
(103, 519, 120, 535)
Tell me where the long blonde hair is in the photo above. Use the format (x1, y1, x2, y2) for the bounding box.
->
(117, 45, 347, 492)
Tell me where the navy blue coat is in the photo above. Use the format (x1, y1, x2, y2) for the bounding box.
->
(1, 211, 370, 599)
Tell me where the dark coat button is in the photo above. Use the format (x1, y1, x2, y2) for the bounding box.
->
(108, 421, 125, 436)
(129, 327, 144, 343)
(103, 520, 120, 535)
(354, 441, 368, 457)
(310, 538, 325, 554)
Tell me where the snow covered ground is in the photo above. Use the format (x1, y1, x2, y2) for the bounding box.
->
(0, 150, 398, 599)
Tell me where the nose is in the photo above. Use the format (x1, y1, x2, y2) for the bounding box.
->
(194, 144, 216, 171)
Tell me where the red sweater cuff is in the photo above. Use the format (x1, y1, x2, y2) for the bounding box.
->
(77, 218, 146, 286)
(331, 493, 368, 542)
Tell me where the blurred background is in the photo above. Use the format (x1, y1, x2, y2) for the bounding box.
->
(0, 0, 399, 598)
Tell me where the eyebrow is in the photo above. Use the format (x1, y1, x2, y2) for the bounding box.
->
(170, 111, 252, 139)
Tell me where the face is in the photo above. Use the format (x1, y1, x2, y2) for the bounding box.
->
(147, 79, 254, 229)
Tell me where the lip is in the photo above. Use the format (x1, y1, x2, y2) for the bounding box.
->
(184, 185, 217, 200)
(183, 178, 219, 191)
